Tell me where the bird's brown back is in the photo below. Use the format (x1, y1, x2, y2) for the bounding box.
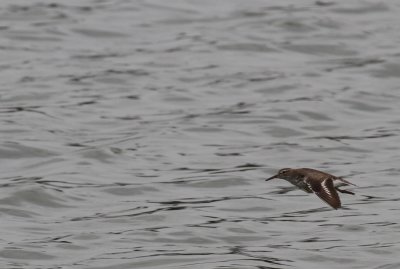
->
(293, 168, 336, 180)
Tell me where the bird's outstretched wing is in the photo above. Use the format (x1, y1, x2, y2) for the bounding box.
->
(305, 177, 341, 209)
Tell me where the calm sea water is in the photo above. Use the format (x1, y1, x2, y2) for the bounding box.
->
(1, 0, 400, 268)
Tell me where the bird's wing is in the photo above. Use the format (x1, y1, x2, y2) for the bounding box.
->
(305, 177, 341, 209)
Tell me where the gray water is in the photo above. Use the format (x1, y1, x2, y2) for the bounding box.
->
(1, 0, 400, 268)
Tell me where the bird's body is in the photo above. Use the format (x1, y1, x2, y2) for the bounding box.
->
(266, 168, 356, 209)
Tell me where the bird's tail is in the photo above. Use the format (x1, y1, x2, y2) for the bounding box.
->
(336, 177, 357, 187)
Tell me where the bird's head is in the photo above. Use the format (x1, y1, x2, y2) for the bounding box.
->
(265, 168, 293, 181)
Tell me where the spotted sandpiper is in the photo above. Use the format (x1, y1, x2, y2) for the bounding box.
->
(266, 168, 356, 209)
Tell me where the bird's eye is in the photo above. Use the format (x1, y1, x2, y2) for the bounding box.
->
(279, 168, 290, 174)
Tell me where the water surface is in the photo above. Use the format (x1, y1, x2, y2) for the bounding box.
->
(1, 0, 400, 268)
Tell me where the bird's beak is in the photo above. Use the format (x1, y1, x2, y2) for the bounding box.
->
(265, 174, 278, 181)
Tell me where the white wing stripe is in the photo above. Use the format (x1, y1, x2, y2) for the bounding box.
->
(322, 179, 333, 198)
